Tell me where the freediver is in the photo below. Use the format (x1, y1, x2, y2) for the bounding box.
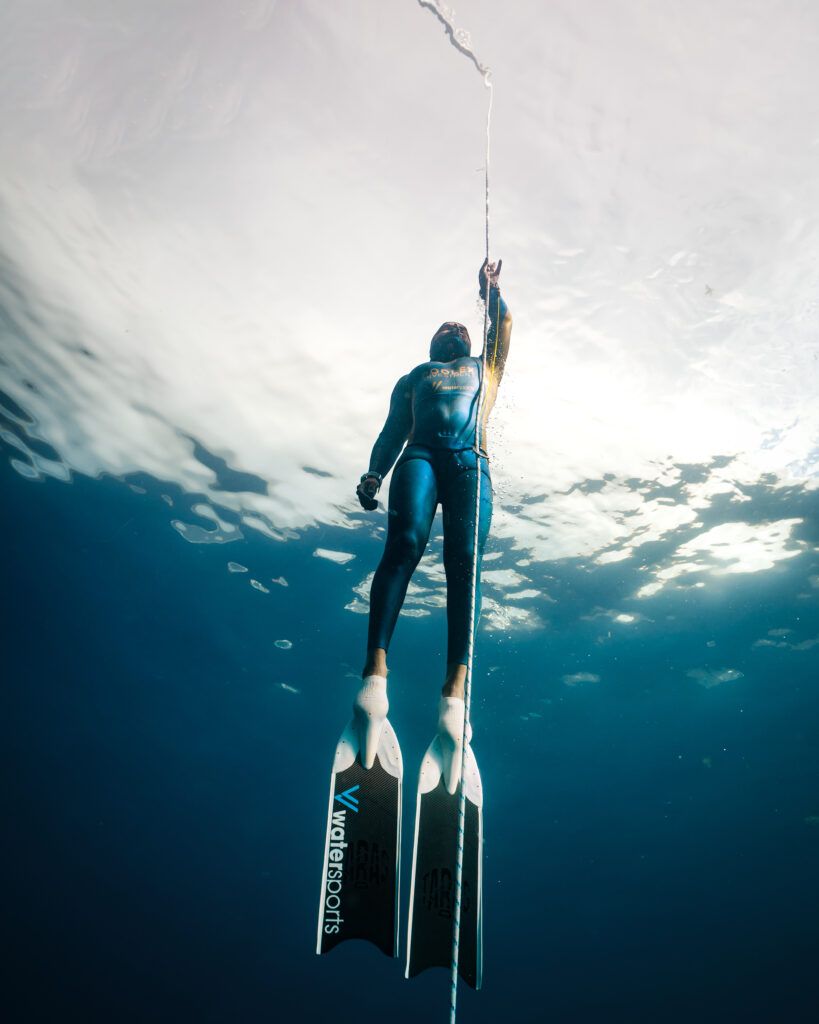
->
(352, 258, 512, 772)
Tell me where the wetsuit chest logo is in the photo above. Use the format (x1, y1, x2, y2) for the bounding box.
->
(427, 365, 476, 391)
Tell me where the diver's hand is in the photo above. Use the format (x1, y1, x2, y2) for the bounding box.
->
(356, 473, 381, 511)
(479, 257, 502, 299)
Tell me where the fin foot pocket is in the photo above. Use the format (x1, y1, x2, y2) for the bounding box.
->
(437, 696, 472, 795)
(354, 674, 388, 770)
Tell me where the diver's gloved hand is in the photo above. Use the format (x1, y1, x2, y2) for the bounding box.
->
(478, 257, 503, 299)
(356, 472, 381, 511)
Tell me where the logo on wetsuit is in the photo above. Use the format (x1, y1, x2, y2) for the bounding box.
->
(428, 365, 476, 393)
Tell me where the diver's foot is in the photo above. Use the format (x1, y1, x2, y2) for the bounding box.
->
(437, 695, 472, 794)
(441, 663, 467, 700)
(353, 674, 388, 770)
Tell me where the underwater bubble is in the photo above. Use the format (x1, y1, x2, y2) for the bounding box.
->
(228, 562, 248, 573)
(754, 633, 818, 651)
(687, 667, 743, 688)
(128, 484, 147, 494)
(250, 579, 270, 593)
(161, 494, 173, 506)
(563, 672, 600, 686)
(314, 548, 355, 565)
(271, 576, 289, 587)
(274, 639, 292, 650)
(280, 683, 299, 694)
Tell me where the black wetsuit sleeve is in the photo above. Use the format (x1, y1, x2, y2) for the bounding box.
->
(482, 286, 512, 385)
(367, 374, 413, 478)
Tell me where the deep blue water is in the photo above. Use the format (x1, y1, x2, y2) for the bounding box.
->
(3, 442, 819, 1023)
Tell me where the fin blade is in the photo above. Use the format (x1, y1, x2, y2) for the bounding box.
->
(317, 719, 402, 957)
(406, 739, 483, 988)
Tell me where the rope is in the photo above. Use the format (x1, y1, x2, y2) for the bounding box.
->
(448, 72, 492, 1024)
(414, 6, 494, 1020)
(415, 1, 491, 77)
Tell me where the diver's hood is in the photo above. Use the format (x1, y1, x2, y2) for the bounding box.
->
(429, 322, 471, 362)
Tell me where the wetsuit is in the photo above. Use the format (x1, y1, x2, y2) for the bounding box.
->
(366, 287, 512, 665)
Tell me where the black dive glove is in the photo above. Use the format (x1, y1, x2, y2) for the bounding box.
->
(356, 472, 382, 511)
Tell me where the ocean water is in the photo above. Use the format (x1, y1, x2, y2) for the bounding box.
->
(4, 442, 819, 1023)
(3, 1, 819, 1022)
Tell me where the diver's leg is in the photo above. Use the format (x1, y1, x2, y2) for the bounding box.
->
(440, 457, 492, 698)
(363, 458, 438, 677)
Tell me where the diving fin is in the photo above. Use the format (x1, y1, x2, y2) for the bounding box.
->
(406, 698, 483, 989)
(317, 677, 402, 958)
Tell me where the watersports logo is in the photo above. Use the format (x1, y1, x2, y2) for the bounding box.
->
(335, 785, 359, 812)
(323, 804, 351, 936)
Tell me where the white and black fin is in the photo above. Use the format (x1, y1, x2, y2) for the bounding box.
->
(405, 728, 483, 989)
(316, 712, 403, 958)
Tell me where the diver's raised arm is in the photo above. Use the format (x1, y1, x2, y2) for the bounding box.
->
(479, 258, 512, 382)
(356, 374, 413, 511)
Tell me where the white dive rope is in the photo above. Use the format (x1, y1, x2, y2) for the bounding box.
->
(415, 5, 494, 1021)
(448, 71, 492, 1024)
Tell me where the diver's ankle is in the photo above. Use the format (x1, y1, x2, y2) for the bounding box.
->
(362, 649, 388, 680)
(442, 665, 467, 700)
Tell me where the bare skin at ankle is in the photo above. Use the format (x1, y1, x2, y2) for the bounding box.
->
(363, 651, 465, 699)
(362, 647, 388, 679)
(442, 663, 467, 700)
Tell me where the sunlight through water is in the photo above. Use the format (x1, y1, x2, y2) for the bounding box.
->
(2, 0, 818, 630)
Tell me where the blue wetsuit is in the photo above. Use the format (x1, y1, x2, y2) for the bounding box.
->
(366, 288, 512, 666)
